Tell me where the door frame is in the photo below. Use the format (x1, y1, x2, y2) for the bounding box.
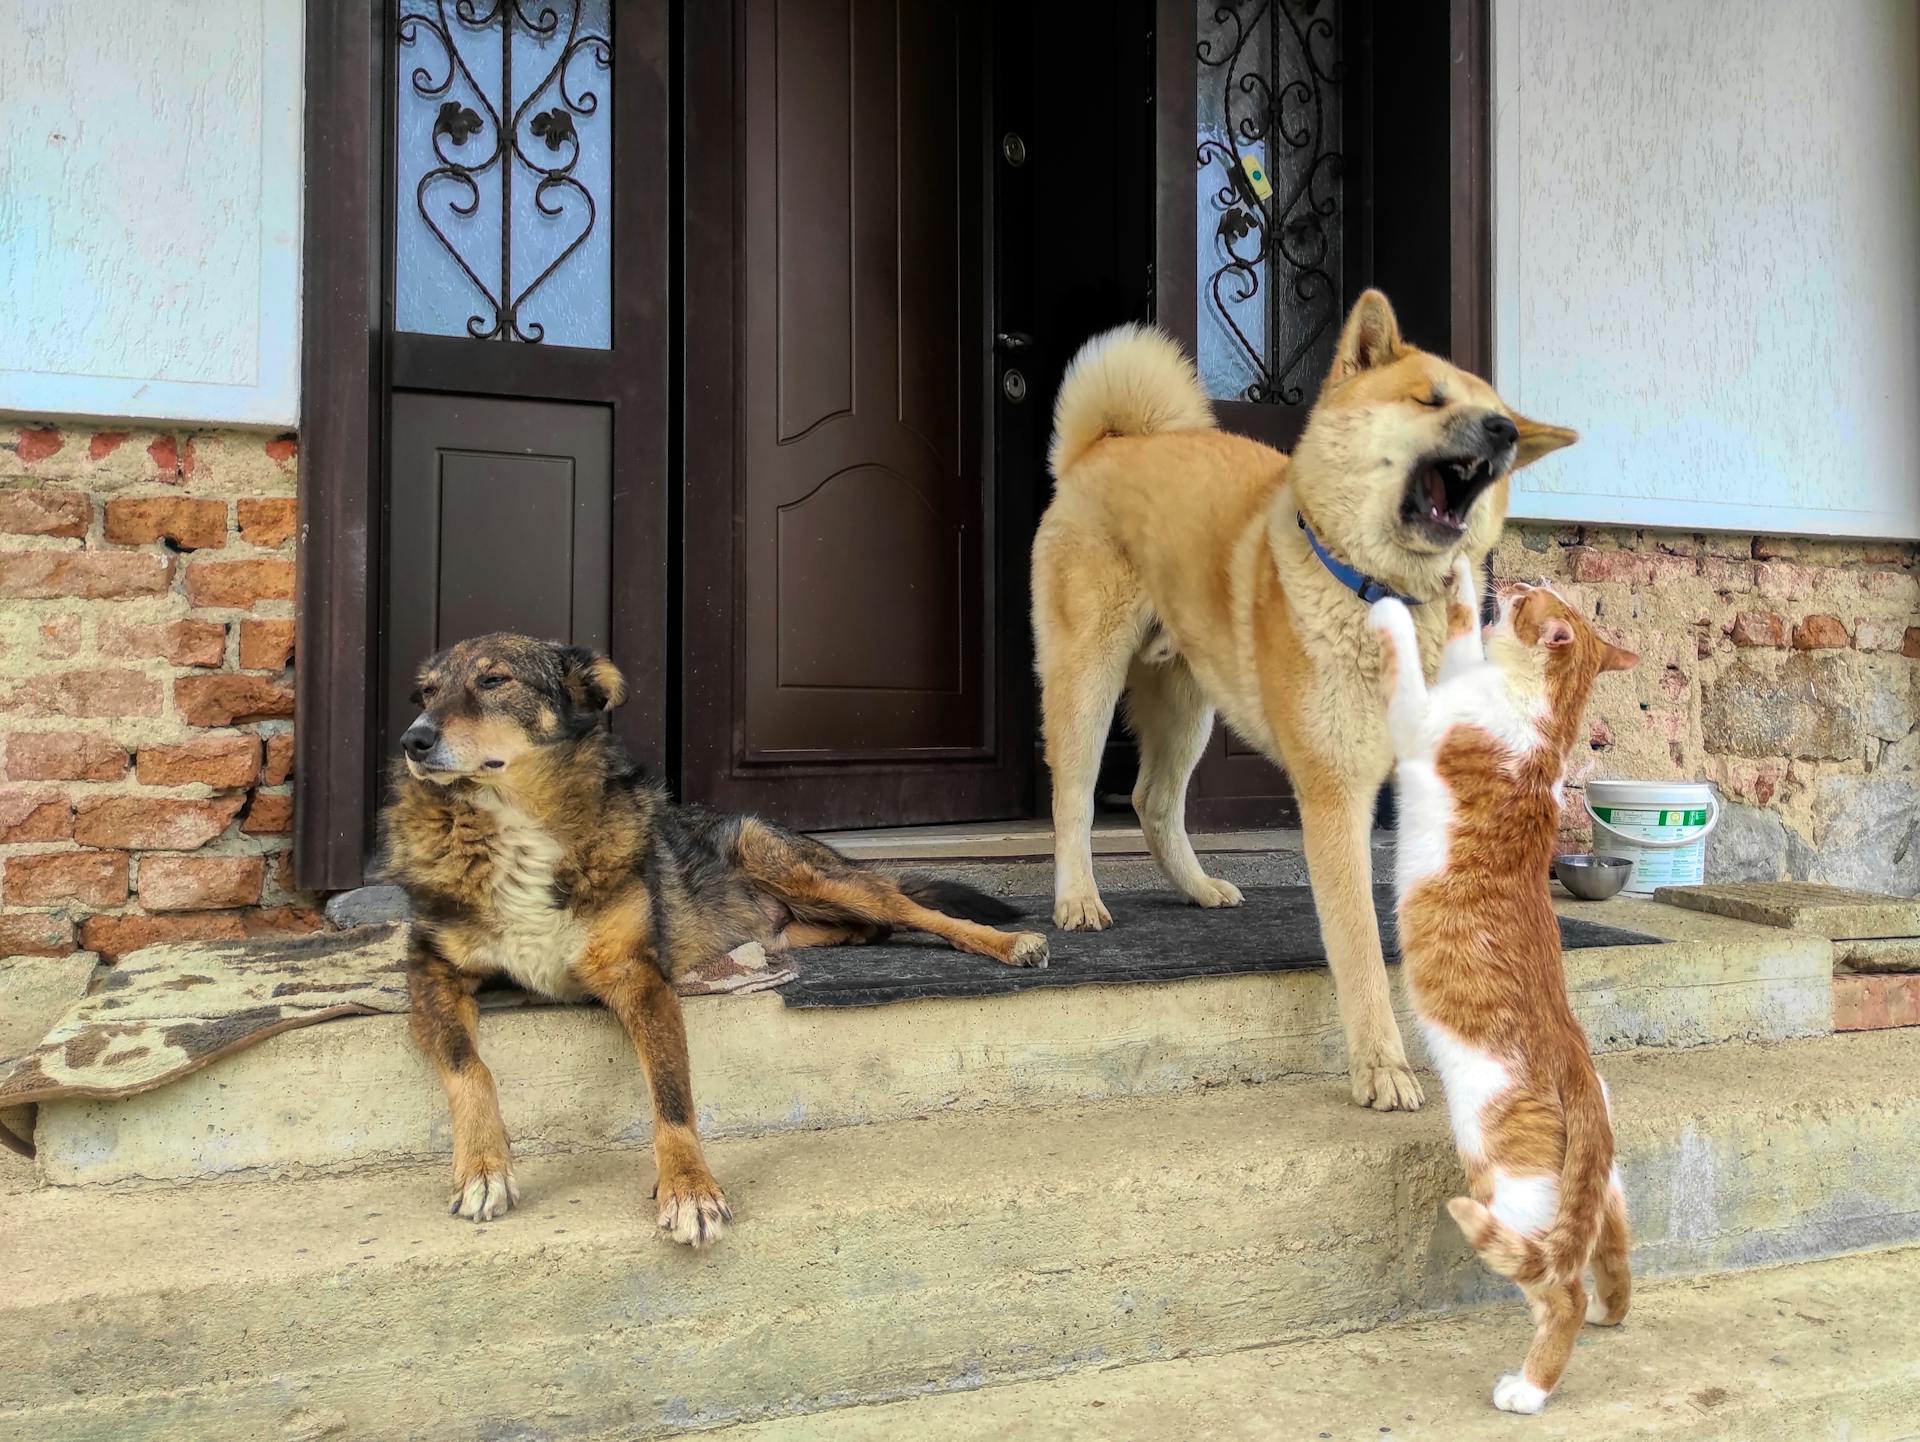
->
(296, 0, 672, 889)
(678, 0, 1036, 826)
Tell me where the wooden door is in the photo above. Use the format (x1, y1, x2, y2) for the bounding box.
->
(683, 0, 1028, 828)
(1151, 0, 1489, 828)
(296, 0, 668, 888)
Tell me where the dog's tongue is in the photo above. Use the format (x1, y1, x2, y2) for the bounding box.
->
(1426, 472, 1449, 518)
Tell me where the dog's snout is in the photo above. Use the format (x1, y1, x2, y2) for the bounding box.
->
(401, 720, 440, 758)
(1481, 413, 1518, 449)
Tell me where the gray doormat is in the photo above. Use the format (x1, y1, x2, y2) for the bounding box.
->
(781, 885, 1658, 1008)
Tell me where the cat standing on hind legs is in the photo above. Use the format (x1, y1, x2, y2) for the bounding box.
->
(1371, 563, 1638, 1414)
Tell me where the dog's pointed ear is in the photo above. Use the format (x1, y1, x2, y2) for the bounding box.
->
(1511, 413, 1578, 470)
(560, 647, 627, 713)
(1329, 289, 1404, 382)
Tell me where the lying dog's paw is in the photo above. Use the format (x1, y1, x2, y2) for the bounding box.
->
(1351, 1061, 1424, 1112)
(1054, 894, 1112, 931)
(1187, 876, 1243, 909)
(656, 1170, 731, 1248)
(449, 1166, 520, 1222)
(1492, 1373, 1548, 1415)
(1007, 932, 1050, 968)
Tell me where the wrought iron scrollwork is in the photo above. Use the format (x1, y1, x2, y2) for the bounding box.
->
(1196, 0, 1342, 404)
(397, 0, 610, 343)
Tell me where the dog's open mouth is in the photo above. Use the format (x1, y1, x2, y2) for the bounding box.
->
(1400, 454, 1500, 541)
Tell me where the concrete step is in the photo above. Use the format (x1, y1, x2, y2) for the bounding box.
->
(705, 1246, 1920, 1441)
(30, 897, 1829, 1185)
(4, 1029, 1913, 1441)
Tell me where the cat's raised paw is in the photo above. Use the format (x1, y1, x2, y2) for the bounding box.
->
(1351, 1061, 1424, 1111)
(1492, 1373, 1549, 1415)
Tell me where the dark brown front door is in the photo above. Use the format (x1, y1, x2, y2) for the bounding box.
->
(683, 0, 1029, 828)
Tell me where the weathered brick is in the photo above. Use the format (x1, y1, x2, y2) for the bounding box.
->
(0, 487, 88, 538)
(88, 431, 128, 462)
(0, 789, 73, 843)
(147, 434, 185, 480)
(1568, 549, 1652, 586)
(5, 850, 129, 907)
(13, 427, 64, 463)
(137, 854, 266, 912)
(39, 615, 82, 658)
(1834, 973, 1920, 1032)
(264, 436, 298, 466)
(1905, 628, 1920, 660)
(242, 792, 293, 835)
(1698, 557, 1754, 593)
(184, 557, 293, 609)
(1852, 618, 1911, 653)
(1793, 614, 1850, 650)
(98, 618, 227, 668)
(103, 496, 227, 550)
(236, 497, 296, 548)
(246, 904, 324, 937)
(136, 735, 260, 788)
(1701, 654, 1863, 761)
(261, 732, 293, 786)
(238, 618, 294, 671)
(1728, 611, 1788, 648)
(5, 732, 127, 782)
(3, 668, 162, 719)
(174, 674, 295, 726)
(80, 910, 247, 961)
(0, 910, 76, 957)
(1754, 560, 1816, 601)
(0, 551, 170, 599)
(72, 794, 244, 850)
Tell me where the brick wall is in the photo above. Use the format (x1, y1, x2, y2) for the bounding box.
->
(1, 421, 315, 961)
(1495, 523, 1920, 894)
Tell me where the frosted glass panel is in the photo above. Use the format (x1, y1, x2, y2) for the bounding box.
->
(1194, 0, 1343, 404)
(395, 0, 612, 348)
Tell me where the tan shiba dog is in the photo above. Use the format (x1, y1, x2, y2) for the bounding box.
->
(1031, 291, 1576, 1109)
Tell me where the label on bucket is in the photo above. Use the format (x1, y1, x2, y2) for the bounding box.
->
(1591, 805, 1709, 890)
(1593, 807, 1709, 829)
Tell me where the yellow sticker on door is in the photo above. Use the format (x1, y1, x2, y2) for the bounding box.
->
(1240, 154, 1273, 200)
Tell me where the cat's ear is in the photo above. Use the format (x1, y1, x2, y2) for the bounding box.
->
(1541, 617, 1577, 649)
(1600, 642, 1639, 673)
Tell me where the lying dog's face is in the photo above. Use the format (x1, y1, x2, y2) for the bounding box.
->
(1291, 291, 1576, 583)
(400, 633, 626, 782)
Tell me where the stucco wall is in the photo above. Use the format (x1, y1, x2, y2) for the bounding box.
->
(1495, 0, 1920, 539)
(0, 0, 303, 426)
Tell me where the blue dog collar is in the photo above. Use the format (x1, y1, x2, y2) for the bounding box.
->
(1297, 514, 1423, 607)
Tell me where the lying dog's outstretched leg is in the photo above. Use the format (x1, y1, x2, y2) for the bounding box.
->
(737, 820, 1049, 967)
(575, 897, 730, 1248)
(408, 942, 520, 1221)
(1295, 773, 1423, 1112)
(1125, 655, 1243, 911)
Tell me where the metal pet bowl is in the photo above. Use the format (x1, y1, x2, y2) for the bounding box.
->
(1553, 854, 1633, 901)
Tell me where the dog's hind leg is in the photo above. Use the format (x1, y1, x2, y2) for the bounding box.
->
(1034, 534, 1144, 931)
(575, 895, 731, 1248)
(737, 822, 1050, 967)
(408, 941, 519, 1221)
(1124, 656, 1242, 910)
(1295, 774, 1424, 1112)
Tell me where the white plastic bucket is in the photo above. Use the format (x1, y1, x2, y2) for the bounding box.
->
(1584, 779, 1720, 895)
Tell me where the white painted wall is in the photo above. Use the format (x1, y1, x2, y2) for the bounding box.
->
(1495, 0, 1920, 539)
(0, 0, 302, 428)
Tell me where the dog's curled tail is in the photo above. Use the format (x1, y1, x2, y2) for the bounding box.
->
(1048, 324, 1215, 477)
(1446, 1069, 1615, 1289)
(896, 874, 1023, 924)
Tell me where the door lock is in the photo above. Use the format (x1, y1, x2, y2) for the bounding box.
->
(1002, 369, 1027, 403)
(1000, 132, 1027, 167)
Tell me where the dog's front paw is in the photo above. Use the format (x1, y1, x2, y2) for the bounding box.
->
(1492, 1373, 1548, 1415)
(655, 1168, 731, 1248)
(1007, 932, 1050, 968)
(449, 1164, 520, 1222)
(1187, 876, 1244, 909)
(1350, 1060, 1424, 1112)
(1054, 894, 1112, 931)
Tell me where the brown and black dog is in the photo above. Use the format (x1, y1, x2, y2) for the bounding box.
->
(380, 633, 1048, 1246)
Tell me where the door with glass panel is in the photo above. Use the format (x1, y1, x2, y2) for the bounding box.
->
(1153, 0, 1481, 825)
(380, 0, 667, 773)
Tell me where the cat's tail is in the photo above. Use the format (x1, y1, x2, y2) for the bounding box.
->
(1446, 1067, 1615, 1288)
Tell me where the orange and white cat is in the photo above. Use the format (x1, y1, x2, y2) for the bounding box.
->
(1371, 567, 1637, 1414)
